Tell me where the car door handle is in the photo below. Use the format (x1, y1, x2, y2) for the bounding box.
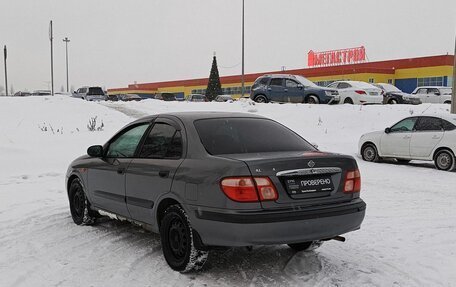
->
(432, 135, 441, 139)
(403, 136, 411, 139)
(284, 89, 288, 92)
(117, 168, 125, 174)
(159, 170, 170, 178)
(267, 87, 272, 91)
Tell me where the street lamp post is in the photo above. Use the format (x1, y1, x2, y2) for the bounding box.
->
(49, 20, 54, 96)
(3, 45, 7, 96)
(452, 35, 456, 114)
(241, 0, 245, 98)
(63, 37, 70, 93)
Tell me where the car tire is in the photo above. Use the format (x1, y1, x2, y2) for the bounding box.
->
(434, 150, 455, 171)
(361, 143, 380, 162)
(254, 95, 268, 103)
(288, 241, 323, 252)
(388, 99, 398, 104)
(306, 95, 320, 104)
(344, 98, 354, 104)
(160, 205, 208, 273)
(68, 178, 98, 225)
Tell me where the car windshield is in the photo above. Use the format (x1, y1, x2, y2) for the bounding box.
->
(381, 84, 401, 92)
(440, 88, 452, 95)
(194, 118, 316, 155)
(294, 75, 318, 87)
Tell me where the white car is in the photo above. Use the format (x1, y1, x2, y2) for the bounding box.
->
(359, 114, 456, 171)
(411, 86, 452, 104)
(327, 81, 383, 105)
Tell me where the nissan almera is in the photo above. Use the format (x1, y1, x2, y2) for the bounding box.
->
(66, 112, 366, 272)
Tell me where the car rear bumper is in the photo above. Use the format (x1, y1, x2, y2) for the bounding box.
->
(188, 199, 366, 247)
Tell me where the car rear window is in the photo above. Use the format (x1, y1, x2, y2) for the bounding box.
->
(88, 87, 104, 95)
(194, 118, 315, 155)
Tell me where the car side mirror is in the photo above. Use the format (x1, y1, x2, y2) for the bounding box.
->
(385, 127, 391, 134)
(297, 84, 304, 89)
(311, 142, 319, 149)
(434, 92, 440, 96)
(87, 145, 104, 157)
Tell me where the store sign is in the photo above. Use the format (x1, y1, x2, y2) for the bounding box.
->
(308, 46, 366, 67)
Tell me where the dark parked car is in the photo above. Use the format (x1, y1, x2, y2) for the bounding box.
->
(106, 94, 120, 101)
(118, 94, 142, 101)
(14, 91, 31, 97)
(31, 90, 51, 96)
(374, 83, 421, 105)
(187, 94, 208, 102)
(250, 74, 339, 104)
(66, 112, 366, 272)
(155, 92, 177, 101)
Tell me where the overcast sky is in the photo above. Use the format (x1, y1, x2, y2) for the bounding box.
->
(1, 0, 455, 92)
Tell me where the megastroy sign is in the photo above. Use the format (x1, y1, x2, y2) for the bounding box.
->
(308, 46, 366, 67)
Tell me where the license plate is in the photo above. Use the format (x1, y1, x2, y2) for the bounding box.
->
(284, 175, 334, 195)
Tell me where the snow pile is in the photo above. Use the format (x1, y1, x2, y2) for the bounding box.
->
(1, 96, 455, 286)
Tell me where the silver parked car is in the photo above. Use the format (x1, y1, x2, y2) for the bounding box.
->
(73, 86, 106, 101)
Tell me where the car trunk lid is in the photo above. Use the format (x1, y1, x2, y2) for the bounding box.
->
(218, 151, 359, 210)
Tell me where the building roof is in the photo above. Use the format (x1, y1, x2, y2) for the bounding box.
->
(109, 54, 454, 92)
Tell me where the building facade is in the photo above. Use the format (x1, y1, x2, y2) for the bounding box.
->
(108, 54, 454, 98)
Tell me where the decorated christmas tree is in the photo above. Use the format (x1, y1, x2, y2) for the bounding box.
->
(205, 54, 222, 101)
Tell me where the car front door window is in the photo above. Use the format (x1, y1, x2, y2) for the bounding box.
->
(106, 124, 149, 158)
(390, 118, 418, 133)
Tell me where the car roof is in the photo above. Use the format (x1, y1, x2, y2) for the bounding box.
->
(415, 86, 451, 89)
(133, 111, 266, 124)
(420, 113, 456, 123)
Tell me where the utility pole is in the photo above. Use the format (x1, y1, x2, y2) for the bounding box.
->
(452, 35, 456, 114)
(49, 20, 54, 96)
(63, 37, 70, 92)
(3, 45, 7, 96)
(241, 0, 245, 98)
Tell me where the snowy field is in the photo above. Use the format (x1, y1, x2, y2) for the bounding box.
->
(1, 96, 455, 287)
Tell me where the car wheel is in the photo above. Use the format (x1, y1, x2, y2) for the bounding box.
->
(388, 99, 398, 104)
(254, 95, 268, 103)
(434, 150, 455, 171)
(306, 95, 320, 104)
(160, 205, 208, 272)
(396, 159, 410, 164)
(68, 179, 98, 225)
(362, 143, 380, 162)
(344, 98, 354, 104)
(288, 241, 323, 252)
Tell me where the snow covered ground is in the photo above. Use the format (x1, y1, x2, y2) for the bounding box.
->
(1, 96, 455, 287)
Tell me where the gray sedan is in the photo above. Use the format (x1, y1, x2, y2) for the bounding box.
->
(66, 112, 366, 272)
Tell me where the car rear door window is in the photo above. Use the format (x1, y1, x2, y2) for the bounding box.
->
(337, 82, 351, 89)
(390, 117, 418, 132)
(106, 124, 149, 158)
(286, 79, 299, 88)
(415, 117, 442, 131)
(269, 78, 283, 87)
(194, 118, 315, 155)
(139, 123, 182, 159)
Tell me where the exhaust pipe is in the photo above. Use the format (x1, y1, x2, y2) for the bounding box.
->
(323, 235, 346, 242)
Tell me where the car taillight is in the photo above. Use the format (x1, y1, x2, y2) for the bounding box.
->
(344, 170, 361, 193)
(254, 177, 278, 201)
(220, 177, 278, 202)
(355, 90, 366, 95)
